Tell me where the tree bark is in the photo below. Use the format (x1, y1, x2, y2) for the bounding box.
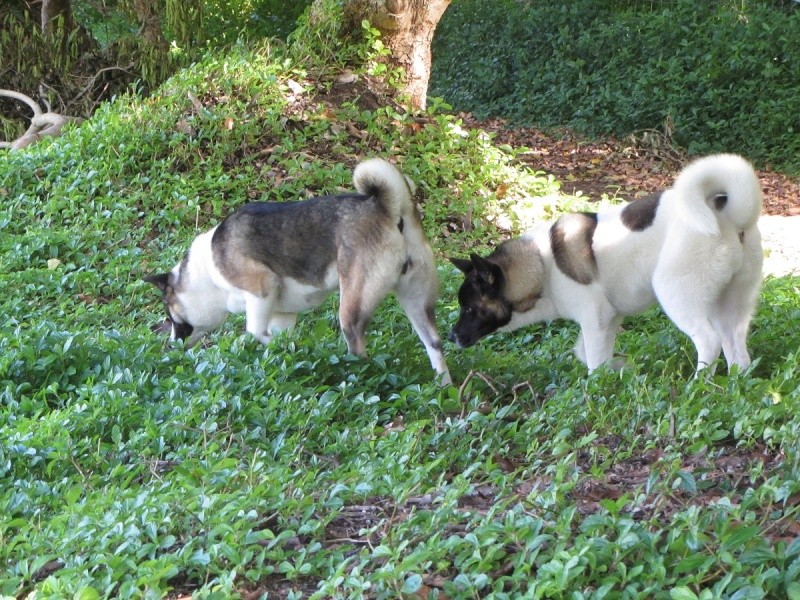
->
(343, 0, 451, 111)
(132, 0, 168, 50)
(41, 0, 73, 35)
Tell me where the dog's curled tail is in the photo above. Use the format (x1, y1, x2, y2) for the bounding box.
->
(671, 153, 763, 236)
(353, 158, 415, 223)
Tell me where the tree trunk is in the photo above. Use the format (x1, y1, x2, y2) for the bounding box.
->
(132, 0, 168, 50)
(343, 0, 451, 111)
(41, 0, 73, 35)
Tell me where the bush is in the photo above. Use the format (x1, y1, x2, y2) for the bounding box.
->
(431, 0, 800, 172)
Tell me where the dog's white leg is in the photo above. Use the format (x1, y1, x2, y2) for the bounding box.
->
(713, 243, 762, 371)
(268, 312, 298, 336)
(695, 338, 722, 374)
(712, 286, 754, 371)
(666, 312, 722, 372)
(689, 327, 722, 373)
(654, 268, 724, 372)
(396, 285, 451, 385)
(719, 325, 751, 371)
(580, 316, 622, 372)
(713, 298, 756, 371)
(244, 292, 278, 344)
(574, 332, 587, 365)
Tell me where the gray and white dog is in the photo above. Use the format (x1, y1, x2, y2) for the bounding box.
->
(449, 154, 763, 374)
(145, 158, 451, 384)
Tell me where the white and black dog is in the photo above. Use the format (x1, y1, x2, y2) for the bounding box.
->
(145, 158, 451, 384)
(449, 154, 763, 373)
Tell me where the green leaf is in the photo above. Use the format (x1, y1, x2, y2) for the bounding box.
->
(73, 588, 101, 600)
(372, 545, 393, 558)
(401, 574, 423, 595)
(673, 471, 697, 494)
(786, 582, 800, 600)
(728, 586, 765, 600)
(670, 587, 699, 600)
(674, 554, 713, 575)
(721, 525, 759, 551)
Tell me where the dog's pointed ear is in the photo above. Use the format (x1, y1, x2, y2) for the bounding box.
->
(143, 273, 170, 293)
(450, 256, 474, 274)
(470, 254, 502, 286)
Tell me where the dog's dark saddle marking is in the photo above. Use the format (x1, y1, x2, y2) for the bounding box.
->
(621, 192, 661, 231)
(550, 212, 598, 285)
(211, 195, 365, 287)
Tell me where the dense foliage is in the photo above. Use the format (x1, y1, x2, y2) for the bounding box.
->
(431, 0, 800, 173)
(1, 6, 799, 599)
(0, 0, 312, 142)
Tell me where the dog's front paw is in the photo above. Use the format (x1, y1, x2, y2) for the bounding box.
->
(437, 370, 453, 386)
(251, 331, 273, 345)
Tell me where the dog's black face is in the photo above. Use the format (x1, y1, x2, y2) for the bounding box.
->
(143, 272, 195, 342)
(448, 254, 512, 348)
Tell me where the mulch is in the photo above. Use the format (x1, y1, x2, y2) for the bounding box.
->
(462, 115, 800, 217)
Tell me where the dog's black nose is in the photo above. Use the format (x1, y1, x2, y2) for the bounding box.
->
(447, 331, 458, 344)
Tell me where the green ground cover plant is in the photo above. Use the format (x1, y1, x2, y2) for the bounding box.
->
(1, 12, 800, 600)
(431, 0, 800, 174)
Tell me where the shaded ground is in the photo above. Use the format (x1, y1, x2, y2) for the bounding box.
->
(463, 115, 800, 218)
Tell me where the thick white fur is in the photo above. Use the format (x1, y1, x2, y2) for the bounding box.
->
(353, 157, 417, 223)
(503, 153, 763, 373)
(672, 153, 763, 235)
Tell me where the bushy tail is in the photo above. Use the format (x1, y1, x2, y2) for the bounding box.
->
(353, 158, 415, 224)
(670, 153, 763, 236)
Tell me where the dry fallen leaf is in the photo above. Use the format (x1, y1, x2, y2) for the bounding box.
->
(285, 79, 304, 95)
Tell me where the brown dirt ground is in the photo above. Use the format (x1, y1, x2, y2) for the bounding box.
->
(462, 115, 800, 217)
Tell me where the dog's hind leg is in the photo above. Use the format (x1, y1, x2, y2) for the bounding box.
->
(687, 324, 723, 373)
(338, 269, 392, 358)
(654, 268, 726, 371)
(713, 284, 759, 371)
(659, 304, 722, 372)
(395, 281, 451, 385)
(717, 319, 751, 371)
(713, 243, 762, 371)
